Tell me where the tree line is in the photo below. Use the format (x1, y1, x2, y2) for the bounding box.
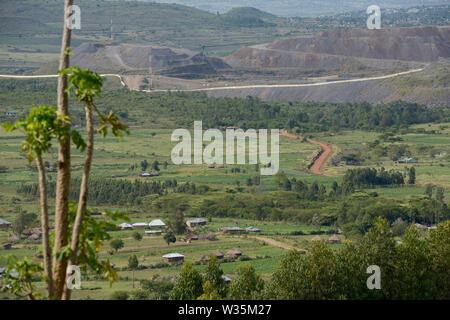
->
(16, 178, 212, 205)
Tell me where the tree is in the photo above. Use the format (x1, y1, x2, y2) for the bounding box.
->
(198, 281, 222, 300)
(228, 263, 264, 300)
(408, 167, 416, 185)
(53, 0, 75, 299)
(163, 232, 176, 246)
(4, 106, 73, 297)
(140, 278, 174, 300)
(391, 218, 408, 237)
(152, 160, 160, 171)
(128, 255, 139, 288)
(61, 66, 128, 300)
(133, 231, 143, 242)
(110, 239, 124, 254)
(141, 160, 148, 171)
(12, 211, 26, 237)
(436, 187, 445, 203)
(168, 210, 186, 235)
(425, 184, 434, 199)
(170, 262, 203, 300)
(203, 255, 227, 298)
(0, 257, 43, 300)
(311, 213, 322, 231)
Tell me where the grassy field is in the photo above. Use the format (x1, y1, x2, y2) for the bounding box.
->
(1, 107, 448, 300)
(311, 124, 450, 191)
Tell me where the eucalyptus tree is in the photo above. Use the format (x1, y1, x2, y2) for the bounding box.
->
(3, 106, 82, 297)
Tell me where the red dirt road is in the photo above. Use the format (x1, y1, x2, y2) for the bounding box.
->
(280, 130, 335, 176)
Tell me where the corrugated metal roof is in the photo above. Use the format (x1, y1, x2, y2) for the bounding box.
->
(163, 253, 184, 258)
(149, 219, 166, 226)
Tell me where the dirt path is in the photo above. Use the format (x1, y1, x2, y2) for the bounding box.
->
(251, 236, 306, 253)
(280, 130, 335, 176)
(0, 68, 424, 92)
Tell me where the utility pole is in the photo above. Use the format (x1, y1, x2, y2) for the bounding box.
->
(148, 48, 153, 90)
(110, 18, 113, 40)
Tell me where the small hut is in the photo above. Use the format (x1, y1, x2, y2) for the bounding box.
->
(186, 218, 207, 228)
(227, 248, 242, 259)
(327, 234, 342, 244)
(163, 253, 184, 263)
(310, 235, 323, 242)
(145, 230, 162, 236)
(7, 234, 20, 242)
(118, 223, 133, 230)
(211, 250, 224, 259)
(28, 233, 40, 241)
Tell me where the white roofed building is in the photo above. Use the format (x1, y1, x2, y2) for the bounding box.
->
(132, 222, 149, 229)
(162, 253, 184, 263)
(149, 219, 166, 229)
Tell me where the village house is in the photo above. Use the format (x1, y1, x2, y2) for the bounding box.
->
(221, 227, 245, 234)
(2, 243, 12, 250)
(0, 219, 11, 229)
(398, 157, 418, 164)
(246, 227, 261, 233)
(118, 223, 133, 230)
(149, 219, 166, 229)
(310, 235, 323, 242)
(5, 110, 18, 116)
(145, 230, 162, 236)
(186, 218, 207, 228)
(327, 234, 342, 244)
(199, 250, 224, 262)
(163, 253, 184, 263)
(132, 222, 149, 229)
(139, 171, 160, 178)
(227, 248, 243, 259)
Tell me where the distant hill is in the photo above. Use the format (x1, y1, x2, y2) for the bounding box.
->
(269, 26, 450, 62)
(206, 60, 450, 108)
(145, 0, 450, 17)
(226, 26, 450, 71)
(38, 42, 230, 77)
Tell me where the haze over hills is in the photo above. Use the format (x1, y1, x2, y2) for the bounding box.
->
(143, 0, 450, 17)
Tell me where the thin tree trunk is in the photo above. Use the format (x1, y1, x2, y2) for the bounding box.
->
(53, 0, 73, 300)
(35, 156, 54, 297)
(63, 101, 94, 300)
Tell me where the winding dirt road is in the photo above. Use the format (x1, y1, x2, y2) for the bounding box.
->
(0, 68, 423, 93)
(280, 130, 335, 176)
(251, 235, 306, 253)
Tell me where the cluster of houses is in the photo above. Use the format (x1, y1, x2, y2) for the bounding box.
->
(118, 219, 167, 236)
(199, 248, 243, 262)
(162, 248, 243, 264)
